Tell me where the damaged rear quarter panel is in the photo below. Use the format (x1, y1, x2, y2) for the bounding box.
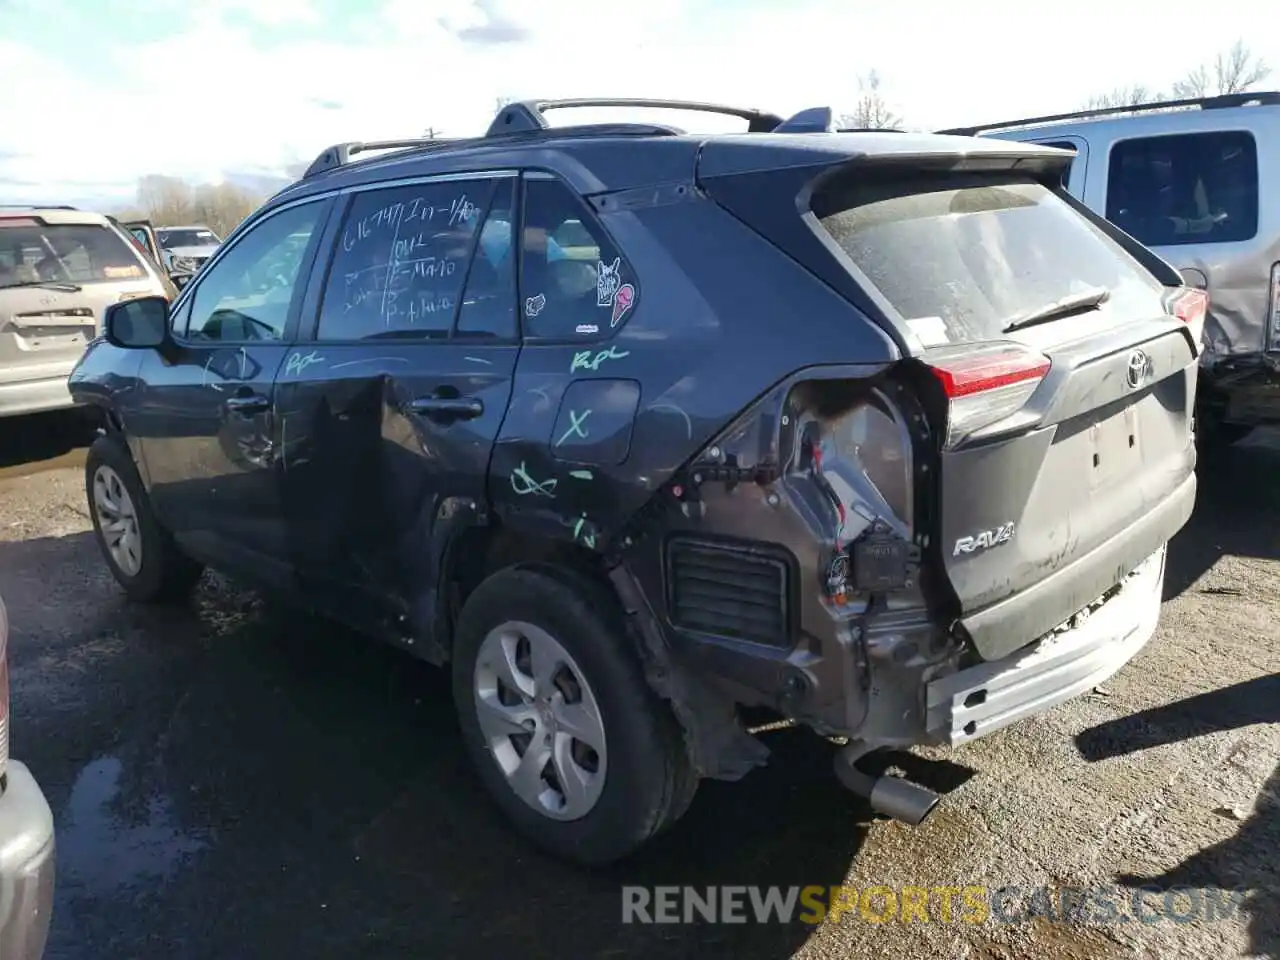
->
(486, 192, 901, 551)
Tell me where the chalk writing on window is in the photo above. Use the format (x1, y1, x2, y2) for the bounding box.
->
(319, 181, 495, 341)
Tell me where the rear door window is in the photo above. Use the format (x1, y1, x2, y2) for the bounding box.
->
(813, 172, 1165, 346)
(0, 222, 148, 287)
(1105, 131, 1258, 246)
(317, 179, 493, 341)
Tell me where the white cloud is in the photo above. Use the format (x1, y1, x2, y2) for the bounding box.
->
(1, 0, 1277, 209)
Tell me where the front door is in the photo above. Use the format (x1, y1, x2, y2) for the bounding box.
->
(274, 175, 520, 642)
(128, 197, 333, 586)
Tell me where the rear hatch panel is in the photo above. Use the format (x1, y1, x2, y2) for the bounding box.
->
(699, 136, 1199, 661)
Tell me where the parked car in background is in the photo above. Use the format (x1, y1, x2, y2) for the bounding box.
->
(0, 595, 56, 960)
(114, 218, 183, 290)
(155, 224, 221, 278)
(71, 98, 1201, 865)
(940, 91, 1280, 448)
(0, 206, 174, 418)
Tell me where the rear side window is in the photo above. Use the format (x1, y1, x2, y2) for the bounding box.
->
(813, 172, 1164, 346)
(1105, 131, 1258, 246)
(520, 178, 635, 339)
(0, 222, 148, 287)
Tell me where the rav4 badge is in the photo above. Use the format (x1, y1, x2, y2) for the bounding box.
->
(953, 522, 1016, 557)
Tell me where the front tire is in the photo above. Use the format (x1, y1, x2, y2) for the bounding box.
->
(85, 435, 203, 602)
(452, 565, 696, 865)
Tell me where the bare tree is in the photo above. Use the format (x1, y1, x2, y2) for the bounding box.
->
(1173, 41, 1271, 97)
(136, 175, 193, 227)
(191, 183, 262, 238)
(1083, 85, 1164, 110)
(130, 175, 265, 236)
(839, 71, 903, 130)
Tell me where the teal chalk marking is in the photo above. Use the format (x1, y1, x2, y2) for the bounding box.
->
(569, 469, 594, 481)
(510, 461, 557, 497)
(572, 515, 597, 549)
(556, 409, 592, 447)
(570, 345, 629, 374)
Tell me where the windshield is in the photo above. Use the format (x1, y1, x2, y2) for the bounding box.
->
(813, 172, 1165, 346)
(0, 221, 149, 288)
(158, 228, 220, 248)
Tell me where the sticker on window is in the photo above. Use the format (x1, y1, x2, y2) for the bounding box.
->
(611, 283, 635, 328)
(906, 315, 950, 347)
(103, 264, 145, 279)
(596, 257, 622, 307)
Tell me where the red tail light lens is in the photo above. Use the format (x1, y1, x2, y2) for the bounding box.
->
(926, 343, 1051, 449)
(1165, 286, 1208, 354)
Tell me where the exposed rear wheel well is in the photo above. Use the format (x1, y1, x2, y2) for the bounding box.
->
(445, 522, 613, 649)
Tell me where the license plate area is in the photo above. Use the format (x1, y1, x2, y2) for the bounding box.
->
(10, 316, 95, 352)
(1088, 404, 1141, 490)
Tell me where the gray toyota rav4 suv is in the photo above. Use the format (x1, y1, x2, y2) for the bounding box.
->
(70, 99, 1201, 865)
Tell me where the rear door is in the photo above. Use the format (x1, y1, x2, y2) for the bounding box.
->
(274, 173, 520, 641)
(806, 167, 1199, 660)
(127, 197, 333, 586)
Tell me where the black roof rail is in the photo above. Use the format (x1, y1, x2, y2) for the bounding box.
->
(0, 203, 78, 210)
(300, 121, 690, 182)
(937, 90, 1280, 137)
(303, 138, 463, 178)
(485, 98, 785, 136)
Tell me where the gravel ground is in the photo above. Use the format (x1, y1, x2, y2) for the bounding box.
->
(1, 412, 1276, 960)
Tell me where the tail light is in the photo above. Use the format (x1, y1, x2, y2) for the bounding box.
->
(1266, 263, 1280, 353)
(1164, 286, 1209, 354)
(925, 343, 1051, 449)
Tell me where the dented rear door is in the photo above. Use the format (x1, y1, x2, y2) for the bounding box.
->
(275, 174, 519, 631)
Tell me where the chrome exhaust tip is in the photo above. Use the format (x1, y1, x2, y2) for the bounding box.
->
(833, 744, 942, 827)
(867, 775, 941, 826)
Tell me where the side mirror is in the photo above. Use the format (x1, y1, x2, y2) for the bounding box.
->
(104, 295, 170, 349)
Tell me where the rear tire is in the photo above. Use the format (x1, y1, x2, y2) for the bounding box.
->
(85, 435, 203, 603)
(451, 565, 696, 865)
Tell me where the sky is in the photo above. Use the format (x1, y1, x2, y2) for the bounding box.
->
(1, 0, 1276, 210)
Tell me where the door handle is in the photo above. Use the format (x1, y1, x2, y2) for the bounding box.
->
(224, 393, 270, 415)
(408, 395, 484, 421)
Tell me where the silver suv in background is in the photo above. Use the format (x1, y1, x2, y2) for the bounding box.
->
(0, 206, 172, 418)
(941, 91, 1280, 446)
(154, 224, 221, 277)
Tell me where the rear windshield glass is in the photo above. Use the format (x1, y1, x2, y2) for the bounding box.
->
(0, 222, 149, 288)
(813, 172, 1165, 345)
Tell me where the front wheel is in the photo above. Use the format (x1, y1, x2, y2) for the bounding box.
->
(85, 435, 204, 602)
(452, 565, 696, 865)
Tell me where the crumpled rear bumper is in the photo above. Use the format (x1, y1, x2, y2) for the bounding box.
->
(0, 760, 55, 960)
(926, 546, 1165, 747)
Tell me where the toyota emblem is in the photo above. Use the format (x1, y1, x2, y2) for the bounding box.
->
(1126, 349, 1152, 389)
